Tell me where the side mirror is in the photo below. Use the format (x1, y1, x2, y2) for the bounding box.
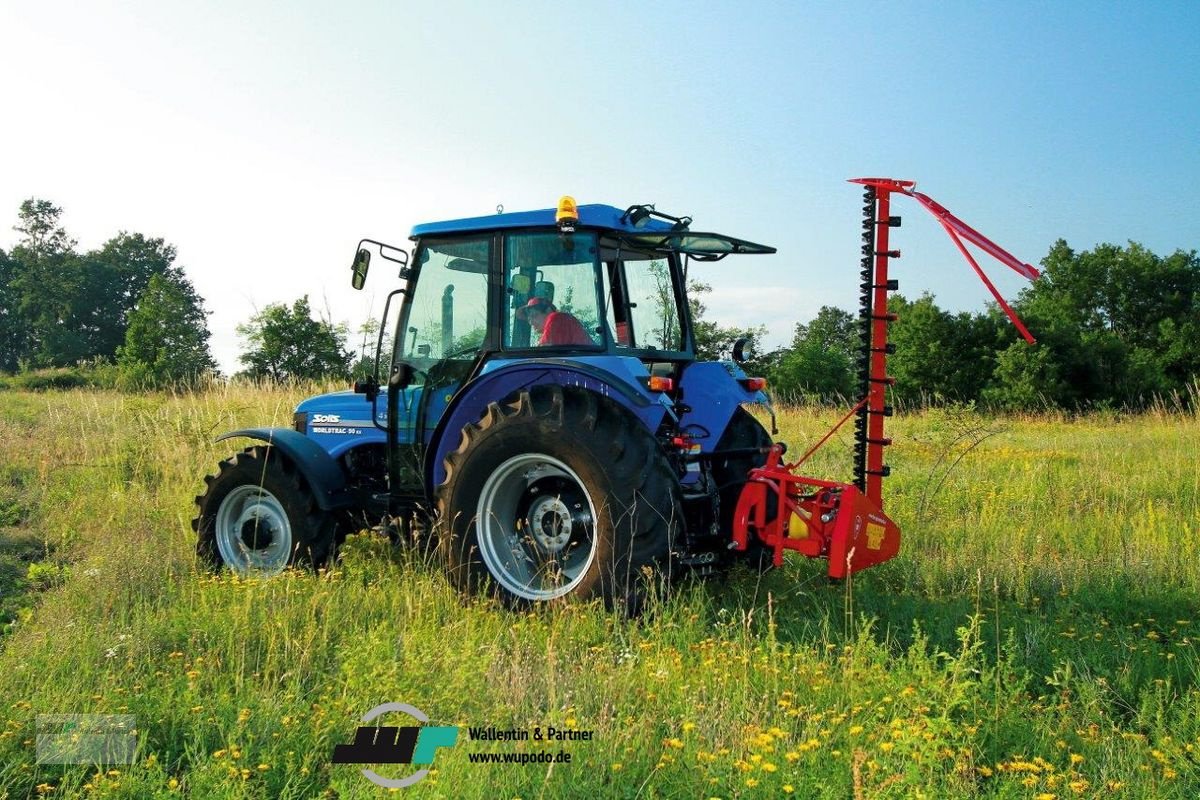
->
(353, 375, 380, 401)
(388, 363, 415, 391)
(732, 337, 754, 364)
(351, 248, 371, 290)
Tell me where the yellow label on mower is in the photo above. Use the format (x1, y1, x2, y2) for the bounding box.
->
(865, 522, 885, 550)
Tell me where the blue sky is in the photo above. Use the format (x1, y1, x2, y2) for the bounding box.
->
(2, 1, 1197, 373)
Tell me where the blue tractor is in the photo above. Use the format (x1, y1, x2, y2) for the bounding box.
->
(194, 197, 779, 606)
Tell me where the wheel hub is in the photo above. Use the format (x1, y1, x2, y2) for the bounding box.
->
(526, 494, 573, 552)
(239, 505, 277, 550)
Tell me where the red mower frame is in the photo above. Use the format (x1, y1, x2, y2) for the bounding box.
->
(731, 178, 1040, 578)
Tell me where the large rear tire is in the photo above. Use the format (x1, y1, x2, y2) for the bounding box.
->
(436, 385, 681, 608)
(194, 446, 337, 575)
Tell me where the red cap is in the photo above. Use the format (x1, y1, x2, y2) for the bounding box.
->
(515, 296, 554, 321)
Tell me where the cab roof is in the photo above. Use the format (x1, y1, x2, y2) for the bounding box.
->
(410, 204, 672, 238)
(409, 203, 776, 257)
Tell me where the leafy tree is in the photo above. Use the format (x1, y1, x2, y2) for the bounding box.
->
(769, 306, 857, 401)
(0, 248, 24, 372)
(84, 233, 180, 359)
(9, 199, 78, 367)
(6, 201, 188, 369)
(982, 340, 1068, 409)
(351, 317, 394, 377)
(1005, 240, 1200, 407)
(237, 296, 352, 381)
(117, 273, 216, 386)
(887, 294, 997, 404)
(11, 198, 74, 257)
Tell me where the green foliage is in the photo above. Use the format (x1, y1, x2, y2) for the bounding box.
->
(236, 296, 352, 381)
(25, 560, 69, 591)
(0, 363, 120, 391)
(1001, 240, 1200, 408)
(2, 198, 207, 375)
(349, 317, 393, 377)
(981, 341, 1066, 409)
(770, 240, 1199, 410)
(9, 199, 78, 367)
(117, 273, 217, 388)
(769, 305, 857, 401)
(0, 248, 24, 372)
(887, 294, 1001, 405)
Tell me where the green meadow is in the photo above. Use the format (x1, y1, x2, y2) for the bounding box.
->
(0, 386, 1197, 798)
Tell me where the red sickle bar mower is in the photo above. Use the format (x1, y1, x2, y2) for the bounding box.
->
(731, 178, 1041, 578)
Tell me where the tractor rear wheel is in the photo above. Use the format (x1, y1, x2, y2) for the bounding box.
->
(436, 385, 681, 608)
(194, 446, 337, 575)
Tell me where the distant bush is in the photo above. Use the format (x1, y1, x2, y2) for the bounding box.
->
(0, 366, 101, 391)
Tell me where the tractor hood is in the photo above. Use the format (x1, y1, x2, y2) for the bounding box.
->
(294, 389, 403, 458)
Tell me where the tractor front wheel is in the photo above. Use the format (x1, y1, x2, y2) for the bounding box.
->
(194, 446, 337, 575)
(437, 385, 680, 608)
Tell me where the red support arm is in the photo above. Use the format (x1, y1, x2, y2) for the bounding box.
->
(849, 177, 1041, 343)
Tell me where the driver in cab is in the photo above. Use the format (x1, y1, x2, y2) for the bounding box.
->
(516, 297, 593, 346)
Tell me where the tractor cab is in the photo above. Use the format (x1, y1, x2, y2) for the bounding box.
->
(387, 197, 774, 361)
(350, 197, 776, 505)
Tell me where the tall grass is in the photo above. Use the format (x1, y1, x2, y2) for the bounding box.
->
(0, 387, 1197, 798)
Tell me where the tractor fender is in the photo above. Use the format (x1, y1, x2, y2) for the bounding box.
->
(215, 428, 354, 511)
(424, 359, 668, 496)
(676, 362, 772, 453)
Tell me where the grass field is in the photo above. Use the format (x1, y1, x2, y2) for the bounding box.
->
(0, 385, 1197, 799)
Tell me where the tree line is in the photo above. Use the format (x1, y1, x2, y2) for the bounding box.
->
(0, 199, 353, 387)
(741, 240, 1200, 409)
(3, 198, 1197, 408)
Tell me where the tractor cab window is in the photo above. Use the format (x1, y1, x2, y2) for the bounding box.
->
(601, 247, 685, 353)
(397, 237, 491, 374)
(504, 232, 603, 349)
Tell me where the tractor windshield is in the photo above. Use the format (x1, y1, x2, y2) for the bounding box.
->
(397, 236, 491, 370)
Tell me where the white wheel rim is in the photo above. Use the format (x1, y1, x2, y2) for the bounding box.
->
(476, 453, 598, 601)
(214, 485, 293, 575)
